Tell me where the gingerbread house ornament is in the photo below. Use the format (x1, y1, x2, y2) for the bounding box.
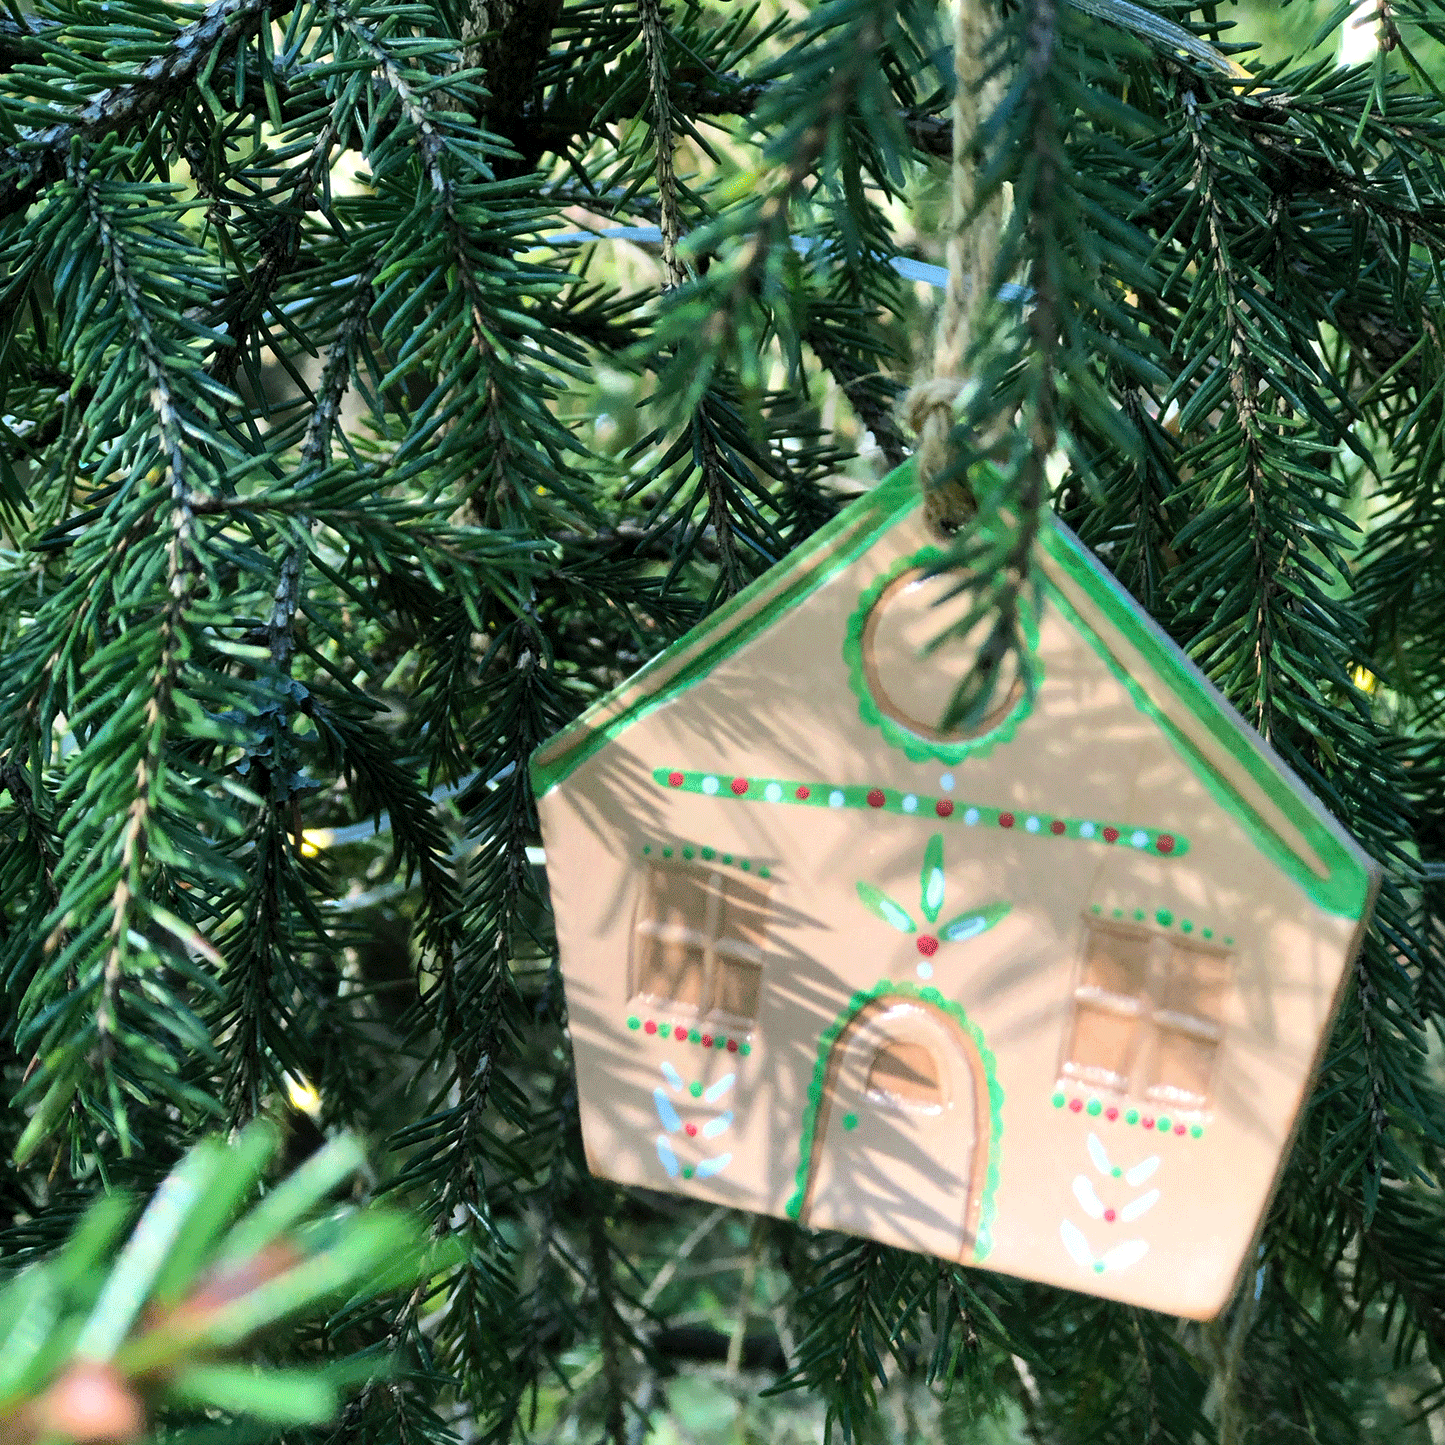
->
(531, 460, 1380, 1319)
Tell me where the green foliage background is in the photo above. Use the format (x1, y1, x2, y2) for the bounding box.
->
(2, 0, 1445, 1441)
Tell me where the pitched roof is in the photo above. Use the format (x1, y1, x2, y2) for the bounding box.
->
(532, 461, 1378, 920)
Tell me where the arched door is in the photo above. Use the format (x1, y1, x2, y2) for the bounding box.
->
(801, 999, 985, 1261)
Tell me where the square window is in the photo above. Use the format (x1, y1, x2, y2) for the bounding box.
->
(1143, 1025, 1219, 1108)
(1080, 927, 1151, 1001)
(645, 866, 720, 937)
(711, 953, 763, 1022)
(1061, 1000, 1142, 1091)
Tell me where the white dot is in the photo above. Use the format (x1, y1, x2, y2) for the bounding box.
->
(829, 790, 845, 808)
(964, 807, 980, 825)
(1131, 830, 1148, 848)
(701, 776, 719, 795)
(916, 961, 934, 980)
(902, 794, 918, 813)
(1079, 821, 1096, 838)
(1025, 816, 1040, 833)
(939, 773, 955, 791)
(764, 782, 782, 802)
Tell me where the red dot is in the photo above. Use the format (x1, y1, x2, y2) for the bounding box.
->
(935, 799, 954, 818)
(999, 812, 1015, 829)
(1050, 820, 1066, 835)
(1105, 1107, 1119, 1121)
(701, 1034, 713, 1047)
(730, 777, 748, 795)
(795, 785, 811, 800)
(726, 1039, 739, 1052)
(1069, 1098, 1083, 1113)
(1156, 834, 1176, 854)
(917, 936, 938, 957)
(1103, 826, 1120, 843)
(1141, 1115, 1154, 1129)
(685, 1123, 698, 1137)
(644, 1021, 657, 1034)
(1104, 1209, 1116, 1223)
(867, 788, 885, 808)
(667, 772, 684, 787)
(1174, 1123, 1186, 1135)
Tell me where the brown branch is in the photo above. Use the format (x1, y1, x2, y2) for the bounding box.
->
(0, 0, 298, 221)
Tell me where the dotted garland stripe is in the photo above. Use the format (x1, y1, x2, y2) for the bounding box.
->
(640, 841, 771, 878)
(1090, 903, 1232, 946)
(655, 768, 1188, 858)
(1051, 1090, 1205, 1138)
(626, 1016, 752, 1054)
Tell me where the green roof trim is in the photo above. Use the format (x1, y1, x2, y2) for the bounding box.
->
(530, 466, 921, 797)
(532, 457, 1379, 921)
(1036, 523, 1376, 919)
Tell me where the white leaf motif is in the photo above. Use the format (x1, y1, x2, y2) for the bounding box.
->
(1101, 1239, 1149, 1272)
(1060, 1219, 1095, 1270)
(1087, 1132, 1113, 1176)
(1072, 1175, 1105, 1219)
(1120, 1188, 1160, 1223)
(1125, 1155, 1160, 1187)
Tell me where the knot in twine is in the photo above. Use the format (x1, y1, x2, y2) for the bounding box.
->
(902, 377, 973, 535)
(902, 0, 999, 537)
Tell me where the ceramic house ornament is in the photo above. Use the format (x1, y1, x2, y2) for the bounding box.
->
(531, 460, 1380, 1320)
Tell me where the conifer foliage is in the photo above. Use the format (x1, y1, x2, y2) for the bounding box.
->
(2, 0, 1445, 1440)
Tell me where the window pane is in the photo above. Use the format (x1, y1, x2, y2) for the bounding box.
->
(1144, 1026, 1218, 1107)
(634, 933, 706, 1008)
(645, 865, 718, 936)
(1061, 1000, 1140, 1090)
(712, 954, 762, 1022)
(867, 1041, 942, 1109)
(1160, 943, 1232, 1023)
(718, 875, 771, 953)
(1081, 926, 1151, 1000)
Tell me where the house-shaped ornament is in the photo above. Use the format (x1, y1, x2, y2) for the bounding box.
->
(532, 460, 1380, 1319)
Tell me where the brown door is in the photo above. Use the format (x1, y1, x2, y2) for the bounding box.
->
(801, 999, 983, 1261)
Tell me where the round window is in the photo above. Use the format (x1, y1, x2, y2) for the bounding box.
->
(859, 569, 1024, 741)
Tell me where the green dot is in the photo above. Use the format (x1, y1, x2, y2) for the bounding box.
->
(1224, 936, 1234, 947)
(689, 1029, 701, 1043)
(1091, 904, 1101, 914)
(700, 846, 714, 860)
(1126, 1110, 1139, 1125)
(1202, 928, 1213, 939)
(1155, 909, 1173, 927)
(658, 1024, 670, 1038)
(722, 854, 733, 865)
(642, 845, 651, 855)
(740, 859, 751, 871)
(1191, 1126, 1203, 1138)
(842, 1112, 858, 1131)
(662, 847, 673, 858)
(1157, 1116, 1171, 1132)
(689, 1081, 702, 1097)
(1052, 1092, 1066, 1108)
(1112, 908, 1123, 918)
(1133, 908, 1145, 921)
(714, 1037, 726, 1049)
(759, 867, 771, 879)
(682, 847, 694, 859)
(1086, 1099, 1102, 1116)
(627, 1016, 640, 1030)
(682, 1167, 694, 1179)
(1093, 1262, 1105, 1274)
(1181, 920, 1193, 933)
(740, 1043, 752, 1056)
(1112, 1166, 1122, 1178)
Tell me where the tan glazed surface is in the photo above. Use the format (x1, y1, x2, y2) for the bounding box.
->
(533, 464, 1379, 1320)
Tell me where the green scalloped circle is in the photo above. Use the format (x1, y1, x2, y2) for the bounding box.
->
(784, 980, 1004, 1262)
(843, 547, 1040, 765)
